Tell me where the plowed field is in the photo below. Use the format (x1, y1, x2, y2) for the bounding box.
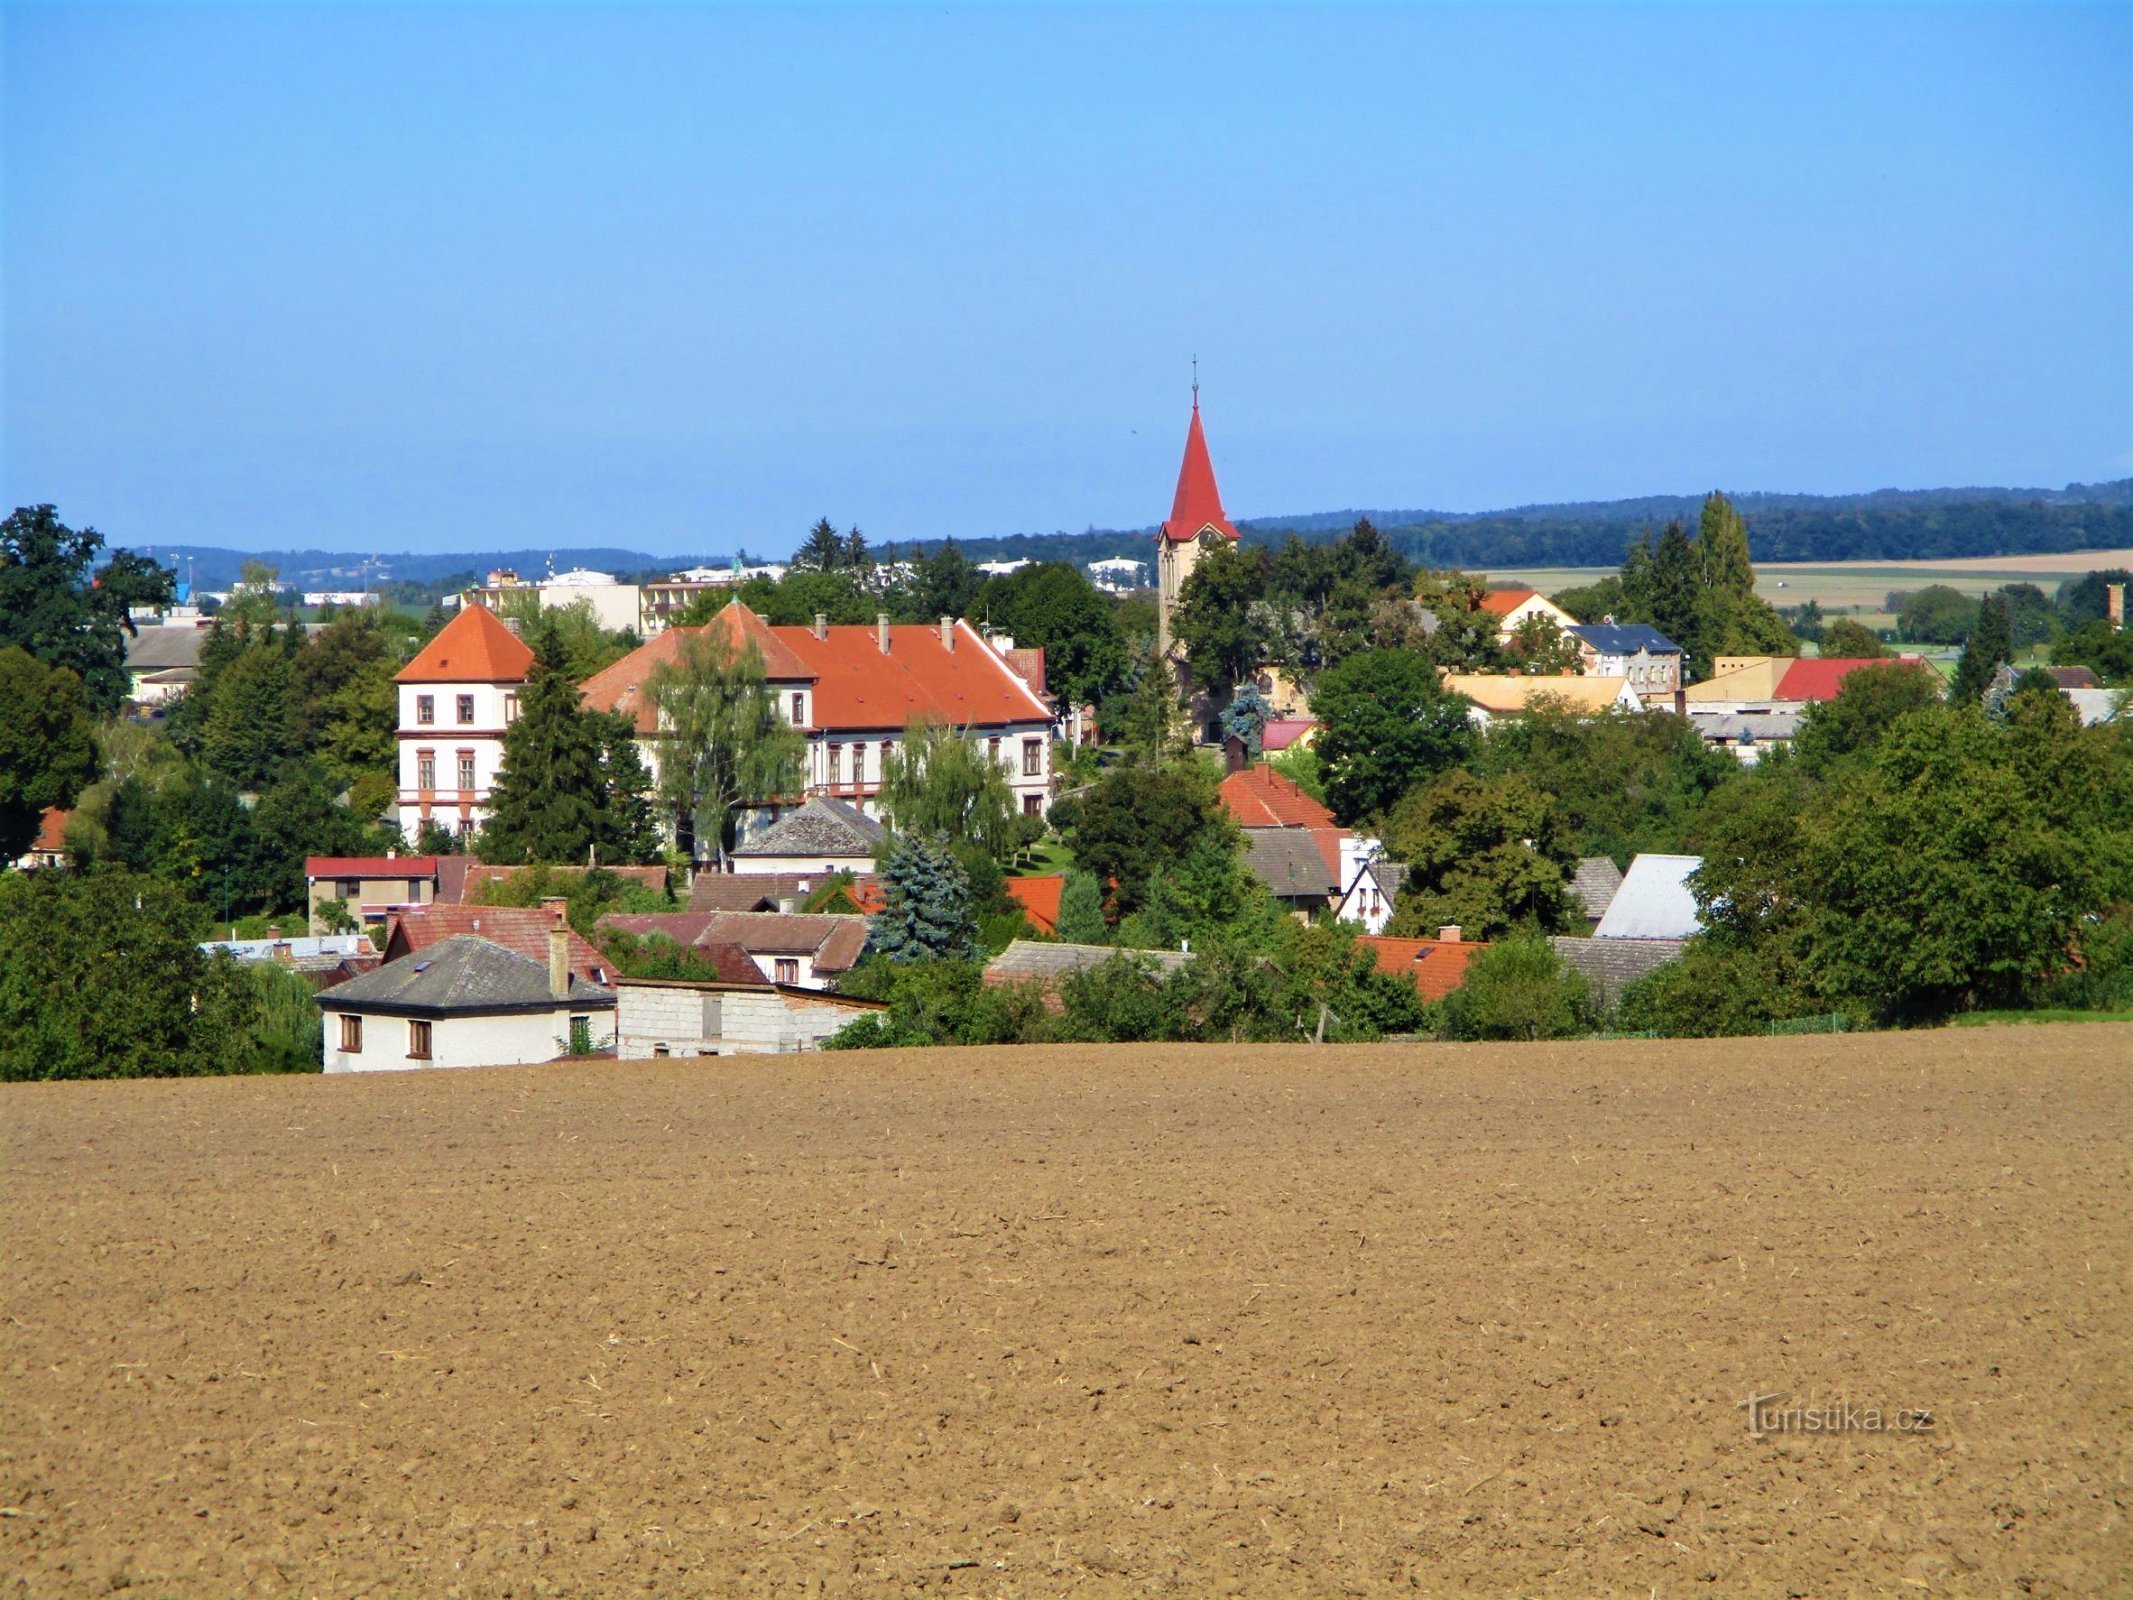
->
(4, 1028, 2128, 1597)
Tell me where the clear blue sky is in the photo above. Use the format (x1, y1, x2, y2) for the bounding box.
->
(4, 3, 2128, 559)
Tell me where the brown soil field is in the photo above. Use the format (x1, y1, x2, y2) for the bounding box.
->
(4, 1028, 2129, 1598)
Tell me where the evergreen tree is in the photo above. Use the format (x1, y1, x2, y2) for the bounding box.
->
(905, 538, 983, 621)
(1218, 680, 1272, 752)
(1952, 595, 2013, 702)
(1056, 870, 1109, 943)
(200, 643, 295, 789)
(1698, 491, 1756, 596)
(867, 832, 982, 961)
(793, 517, 848, 573)
(478, 627, 613, 864)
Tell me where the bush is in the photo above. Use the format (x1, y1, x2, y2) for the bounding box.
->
(1614, 940, 1795, 1038)
(1441, 939, 1592, 1041)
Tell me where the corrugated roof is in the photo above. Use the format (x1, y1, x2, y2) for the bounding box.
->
(318, 935, 613, 1013)
(395, 604, 535, 685)
(1360, 936, 1485, 1002)
(1592, 854, 1703, 940)
(733, 796, 884, 860)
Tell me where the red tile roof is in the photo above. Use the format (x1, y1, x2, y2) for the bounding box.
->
(1774, 657, 1929, 702)
(1361, 936, 1486, 1002)
(1259, 718, 1317, 752)
(29, 807, 70, 855)
(1478, 586, 1539, 616)
(582, 603, 1054, 736)
(307, 856, 439, 880)
(1005, 875, 1065, 935)
(395, 604, 535, 684)
(1219, 765, 1338, 830)
(1159, 398, 1237, 544)
(383, 906, 611, 986)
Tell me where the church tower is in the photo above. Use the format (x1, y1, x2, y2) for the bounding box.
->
(1155, 384, 1238, 660)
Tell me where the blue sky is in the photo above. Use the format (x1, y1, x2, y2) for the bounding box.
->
(4, 3, 2128, 558)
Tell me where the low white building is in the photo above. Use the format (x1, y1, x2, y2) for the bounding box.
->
(1334, 849, 1406, 935)
(315, 931, 615, 1072)
(613, 976, 885, 1057)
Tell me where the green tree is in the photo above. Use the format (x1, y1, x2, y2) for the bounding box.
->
(481, 627, 632, 864)
(0, 647, 98, 858)
(1614, 941, 1798, 1038)
(1173, 540, 1270, 689)
(1056, 869, 1108, 944)
(1950, 594, 2013, 701)
(1381, 770, 1580, 940)
(1897, 585, 1978, 645)
(1311, 649, 1476, 825)
(1791, 662, 1944, 771)
(1818, 618, 1890, 659)
(1441, 938, 1592, 1041)
(878, 718, 1028, 864)
(1119, 832, 1285, 955)
(288, 610, 398, 785)
(1995, 583, 2056, 650)
(0, 505, 174, 713)
(868, 832, 982, 961)
(792, 517, 852, 574)
(250, 761, 386, 912)
(1056, 951, 1190, 1042)
(2050, 617, 2133, 685)
(1218, 680, 1272, 752)
(902, 539, 984, 622)
(975, 562, 1129, 707)
(647, 625, 806, 864)
(1472, 704, 1736, 862)
(1504, 613, 1582, 675)
(200, 642, 296, 789)
(1062, 762, 1234, 921)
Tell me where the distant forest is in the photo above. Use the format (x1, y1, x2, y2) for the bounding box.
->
(124, 478, 2133, 592)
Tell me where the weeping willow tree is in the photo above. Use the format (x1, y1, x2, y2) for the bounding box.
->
(877, 718, 1029, 865)
(647, 627, 806, 866)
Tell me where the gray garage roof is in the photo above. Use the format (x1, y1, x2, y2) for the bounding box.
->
(317, 935, 613, 1014)
(733, 796, 885, 861)
(1240, 828, 1339, 899)
(124, 626, 208, 672)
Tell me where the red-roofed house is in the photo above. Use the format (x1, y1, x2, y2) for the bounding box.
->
(382, 903, 614, 988)
(1218, 764, 1384, 922)
(305, 853, 440, 929)
(1156, 390, 1239, 659)
(1772, 657, 1934, 702)
(1478, 587, 1578, 642)
(1361, 934, 1486, 1002)
(1005, 875, 1065, 936)
(393, 604, 536, 845)
(582, 601, 1058, 855)
(14, 807, 71, 871)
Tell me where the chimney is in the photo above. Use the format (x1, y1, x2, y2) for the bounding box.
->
(813, 612, 828, 640)
(1438, 925, 1462, 944)
(544, 899, 570, 1001)
(940, 615, 954, 650)
(1674, 686, 1687, 717)
(2110, 583, 2126, 631)
(1223, 733, 1248, 774)
(876, 613, 891, 654)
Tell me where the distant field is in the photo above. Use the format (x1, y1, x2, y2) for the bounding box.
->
(1488, 548, 2133, 615)
(4, 1031, 2128, 1596)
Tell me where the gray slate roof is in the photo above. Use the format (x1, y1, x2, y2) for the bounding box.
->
(1692, 710, 1802, 747)
(124, 626, 208, 672)
(1569, 857, 1624, 923)
(1550, 936, 1685, 1001)
(1240, 828, 1338, 899)
(985, 940, 1192, 983)
(1569, 622, 1681, 656)
(734, 796, 886, 860)
(316, 935, 613, 1013)
(1592, 854, 1704, 940)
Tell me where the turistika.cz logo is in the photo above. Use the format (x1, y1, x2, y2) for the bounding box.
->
(1739, 1393, 1936, 1438)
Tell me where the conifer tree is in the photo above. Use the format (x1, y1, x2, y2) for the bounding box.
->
(200, 642, 295, 789)
(1056, 870, 1109, 944)
(867, 832, 982, 961)
(1952, 594, 2013, 702)
(478, 626, 613, 864)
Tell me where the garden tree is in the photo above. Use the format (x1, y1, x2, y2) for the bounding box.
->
(0, 648, 98, 858)
(1056, 951, 1191, 1043)
(1266, 742, 1327, 804)
(1950, 594, 2013, 702)
(867, 832, 982, 961)
(474, 863, 673, 935)
(1055, 870, 1109, 944)
(1504, 613, 1582, 675)
(1172, 540, 1271, 689)
(1790, 661, 1944, 772)
(1683, 753, 1819, 948)
(1788, 598, 1825, 644)
(416, 817, 468, 855)
(1550, 575, 1624, 624)
(481, 627, 650, 865)
(1218, 680, 1271, 752)
(597, 721, 663, 865)
(0, 504, 174, 713)
(878, 718, 1028, 864)
(1265, 921, 1428, 1042)
(288, 610, 398, 786)
(1440, 939, 1592, 1041)
(792, 517, 851, 573)
(1995, 582, 2056, 650)
(200, 642, 296, 789)
(1409, 570, 1503, 671)
(1061, 761, 1234, 921)
(1471, 704, 1737, 863)
(900, 539, 983, 622)
(1381, 770, 1580, 940)
(1613, 940, 1800, 1038)
(535, 599, 638, 680)
(2051, 617, 2133, 684)
(727, 568, 876, 628)
(249, 762, 389, 912)
(1897, 585, 1978, 644)
(972, 562, 1128, 706)
(0, 868, 272, 1080)
(647, 626, 805, 864)
(1621, 522, 1703, 669)
(1310, 649, 1476, 825)
(1818, 618, 1890, 659)
(1104, 663, 1189, 764)
(1118, 832, 1287, 955)
(1797, 705, 2133, 1019)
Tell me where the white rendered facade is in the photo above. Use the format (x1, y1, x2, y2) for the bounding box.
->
(395, 678, 522, 845)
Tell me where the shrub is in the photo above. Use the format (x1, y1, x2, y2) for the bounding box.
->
(1441, 939, 1592, 1041)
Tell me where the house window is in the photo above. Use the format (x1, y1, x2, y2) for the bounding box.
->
(789, 692, 805, 725)
(457, 694, 475, 725)
(416, 694, 435, 725)
(504, 692, 520, 724)
(407, 1019, 432, 1060)
(338, 1014, 362, 1053)
(417, 751, 436, 791)
(774, 958, 799, 984)
(851, 743, 866, 785)
(457, 752, 476, 791)
(1023, 794, 1042, 817)
(1022, 738, 1042, 777)
(826, 744, 841, 784)
(989, 736, 1002, 764)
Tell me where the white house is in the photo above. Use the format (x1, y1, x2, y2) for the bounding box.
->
(315, 930, 615, 1072)
(612, 976, 885, 1057)
(1335, 849, 1407, 935)
(1478, 586, 1580, 643)
(394, 604, 534, 845)
(1565, 622, 1684, 699)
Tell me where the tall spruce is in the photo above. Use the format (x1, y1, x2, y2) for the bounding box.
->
(478, 626, 616, 864)
(1056, 870, 1109, 943)
(1952, 594, 2013, 702)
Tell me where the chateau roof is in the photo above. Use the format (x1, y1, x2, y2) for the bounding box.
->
(1159, 397, 1237, 544)
(395, 604, 535, 685)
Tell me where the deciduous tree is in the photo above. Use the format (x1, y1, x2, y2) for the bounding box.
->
(647, 626, 806, 865)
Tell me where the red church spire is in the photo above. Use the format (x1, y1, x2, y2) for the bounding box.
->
(1160, 386, 1237, 544)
